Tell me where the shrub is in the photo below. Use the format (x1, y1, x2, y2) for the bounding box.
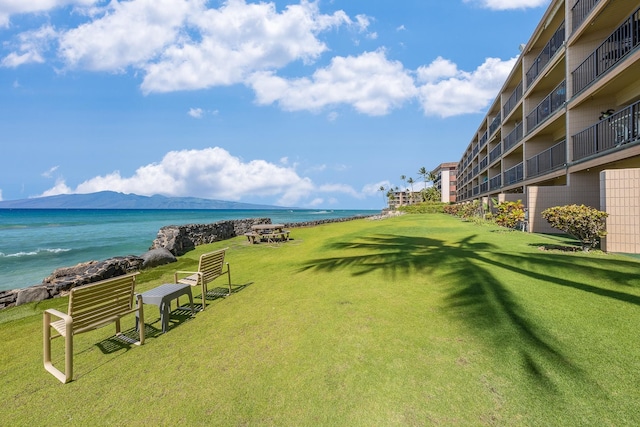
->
(494, 200, 525, 229)
(398, 202, 447, 214)
(541, 204, 608, 251)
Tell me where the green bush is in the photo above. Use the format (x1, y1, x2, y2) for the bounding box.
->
(398, 202, 447, 214)
(494, 200, 525, 229)
(541, 204, 608, 251)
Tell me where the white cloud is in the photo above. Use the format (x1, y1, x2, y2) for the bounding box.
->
(249, 50, 417, 115)
(396, 25, 406, 31)
(0, 0, 97, 28)
(416, 56, 517, 117)
(140, 0, 352, 93)
(2, 0, 521, 119)
(58, 0, 197, 71)
(362, 180, 392, 197)
(188, 107, 204, 118)
(464, 0, 550, 10)
(1, 25, 57, 67)
(41, 165, 60, 178)
(36, 147, 329, 206)
(39, 178, 73, 197)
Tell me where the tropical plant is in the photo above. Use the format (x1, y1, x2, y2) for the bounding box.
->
(417, 167, 429, 191)
(407, 177, 415, 203)
(494, 200, 525, 229)
(541, 204, 608, 251)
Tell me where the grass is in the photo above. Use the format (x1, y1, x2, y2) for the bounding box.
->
(2, 213, 640, 426)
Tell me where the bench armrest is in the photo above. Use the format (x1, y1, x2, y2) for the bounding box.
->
(44, 308, 71, 324)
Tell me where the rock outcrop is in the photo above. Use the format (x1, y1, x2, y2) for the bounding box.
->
(150, 218, 270, 255)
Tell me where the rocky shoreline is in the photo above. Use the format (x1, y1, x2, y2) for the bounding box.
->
(0, 213, 380, 310)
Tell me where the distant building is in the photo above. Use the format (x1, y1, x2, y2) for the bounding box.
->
(455, 0, 640, 253)
(388, 190, 421, 209)
(431, 162, 458, 203)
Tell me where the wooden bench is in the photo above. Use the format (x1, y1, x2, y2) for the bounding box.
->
(174, 248, 231, 310)
(43, 272, 144, 383)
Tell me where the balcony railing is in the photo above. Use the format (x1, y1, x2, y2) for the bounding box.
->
(480, 181, 489, 193)
(572, 7, 640, 95)
(526, 21, 565, 86)
(489, 113, 501, 136)
(503, 82, 523, 118)
(479, 156, 488, 170)
(473, 186, 479, 196)
(572, 0, 600, 32)
(489, 143, 502, 163)
(526, 80, 566, 131)
(525, 140, 566, 178)
(503, 122, 523, 152)
(489, 174, 502, 191)
(479, 131, 488, 148)
(473, 165, 479, 177)
(572, 100, 640, 161)
(504, 163, 524, 186)
(473, 145, 479, 156)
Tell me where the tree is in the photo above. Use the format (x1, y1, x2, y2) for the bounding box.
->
(406, 177, 416, 203)
(417, 167, 429, 191)
(378, 185, 387, 207)
(541, 204, 608, 251)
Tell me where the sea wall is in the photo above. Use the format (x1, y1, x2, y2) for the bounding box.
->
(150, 218, 270, 256)
(0, 214, 377, 310)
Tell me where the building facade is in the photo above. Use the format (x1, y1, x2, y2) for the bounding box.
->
(455, 0, 640, 253)
(432, 162, 458, 203)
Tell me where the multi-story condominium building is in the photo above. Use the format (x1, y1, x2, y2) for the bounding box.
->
(431, 162, 458, 203)
(388, 190, 421, 208)
(456, 0, 640, 254)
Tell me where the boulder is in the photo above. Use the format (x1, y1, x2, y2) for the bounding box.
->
(140, 248, 177, 269)
(16, 286, 50, 306)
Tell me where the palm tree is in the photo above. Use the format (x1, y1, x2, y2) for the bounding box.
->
(378, 185, 387, 207)
(417, 167, 429, 191)
(407, 177, 415, 203)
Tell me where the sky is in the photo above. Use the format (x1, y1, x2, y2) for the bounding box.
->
(0, 0, 551, 210)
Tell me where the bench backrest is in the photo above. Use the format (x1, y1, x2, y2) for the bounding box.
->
(67, 273, 139, 334)
(198, 249, 228, 284)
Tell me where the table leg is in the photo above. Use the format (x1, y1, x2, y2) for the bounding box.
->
(160, 299, 170, 333)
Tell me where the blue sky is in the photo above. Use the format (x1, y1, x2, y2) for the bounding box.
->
(0, 0, 550, 209)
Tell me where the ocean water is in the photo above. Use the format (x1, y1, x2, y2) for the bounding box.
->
(0, 209, 378, 291)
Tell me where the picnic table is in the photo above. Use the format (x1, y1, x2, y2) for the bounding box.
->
(245, 223, 290, 243)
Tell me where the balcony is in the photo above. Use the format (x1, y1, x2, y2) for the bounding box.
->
(503, 122, 523, 152)
(489, 113, 501, 136)
(479, 156, 488, 170)
(503, 82, 523, 118)
(504, 163, 524, 186)
(479, 131, 488, 148)
(473, 145, 479, 156)
(525, 140, 566, 178)
(526, 22, 565, 87)
(526, 80, 566, 131)
(473, 165, 479, 177)
(572, 100, 640, 161)
(572, 7, 640, 95)
(489, 143, 502, 163)
(480, 181, 489, 193)
(572, 0, 600, 33)
(489, 174, 502, 191)
(473, 186, 479, 196)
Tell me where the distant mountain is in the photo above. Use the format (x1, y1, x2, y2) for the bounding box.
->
(0, 191, 289, 210)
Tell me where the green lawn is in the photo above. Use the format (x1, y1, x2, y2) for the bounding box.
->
(2, 213, 640, 426)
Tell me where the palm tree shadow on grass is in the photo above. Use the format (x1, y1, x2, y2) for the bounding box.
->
(298, 233, 640, 392)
